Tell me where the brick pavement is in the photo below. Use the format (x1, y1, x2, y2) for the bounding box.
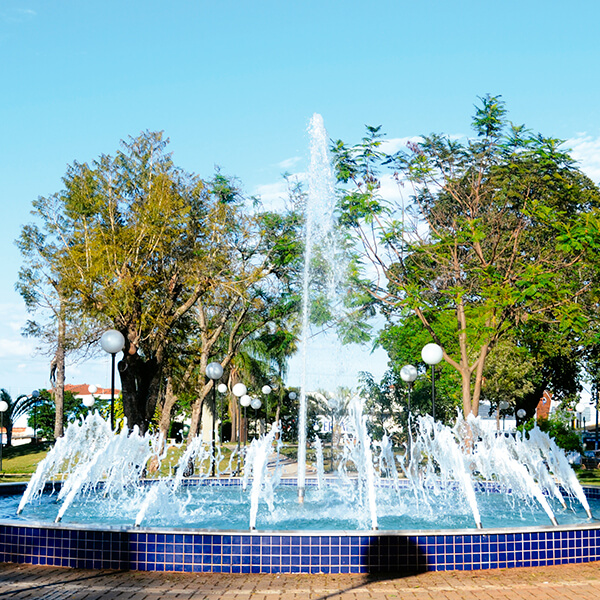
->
(0, 561, 599, 599)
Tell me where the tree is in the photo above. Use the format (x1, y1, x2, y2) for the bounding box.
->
(16, 228, 97, 439)
(19, 131, 303, 436)
(26, 389, 89, 440)
(0, 389, 39, 447)
(520, 411, 583, 453)
(334, 95, 600, 419)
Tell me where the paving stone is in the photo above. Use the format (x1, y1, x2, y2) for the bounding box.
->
(0, 562, 599, 599)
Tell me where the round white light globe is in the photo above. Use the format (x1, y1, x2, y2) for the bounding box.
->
(289, 392, 297, 400)
(240, 394, 252, 407)
(83, 397, 95, 408)
(232, 383, 247, 398)
(0, 400, 8, 413)
(421, 343, 443, 365)
(88, 384, 98, 394)
(100, 329, 125, 354)
(205, 362, 223, 380)
(400, 364, 418, 383)
(217, 383, 228, 394)
(251, 398, 262, 410)
(517, 408, 527, 419)
(261, 385, 272, 395)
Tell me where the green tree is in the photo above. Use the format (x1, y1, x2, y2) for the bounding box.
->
(19, 131, 304, 437)
(25, 388, 88, 441)
(520, 411, 583, 453)
(334, 95, 600, 419)
(15, 230, 98, 439)
(18, 133, 243, 433)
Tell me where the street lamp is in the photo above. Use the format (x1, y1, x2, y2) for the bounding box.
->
(400, 365, 418, 414)
(84, 385, 96, 411)
(240, 394, 252, 445)
(232, 383, 247, 473)
(83, 385, 98, 408)
(421, 343, 443, 420)
(0, 400, 8, 472)
(217, 382, 228, 443)
(400, 364, 418, 449)
(100, 329, 125, 430)
(205, 361, 224, 477)
(261, 385, 272, 425)
(31, 390, 40, 443)
(251, 397, 262, 439)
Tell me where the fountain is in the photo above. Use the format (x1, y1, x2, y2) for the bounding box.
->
(1, 114, 600, 574)
(297, 113, 342, 501)
(1, 406, 599, 574)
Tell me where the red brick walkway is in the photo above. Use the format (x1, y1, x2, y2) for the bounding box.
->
(0, 561, 599, 599)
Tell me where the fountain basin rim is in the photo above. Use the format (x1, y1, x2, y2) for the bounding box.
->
(1, 515, 600, 537)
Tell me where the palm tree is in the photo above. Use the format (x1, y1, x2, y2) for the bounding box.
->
(0, 389, 39, 447)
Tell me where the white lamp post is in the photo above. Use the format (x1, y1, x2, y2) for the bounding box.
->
(250, 397, 262, 439)
(421, 343, 443, 420)
(205, 361, 223, 477)
(261, 385, 271, 424)
(84, 385, 97, 410)
(30, 389, 40, 443)
(231, 383, 247, 474)
(400, 364, 418, 449)
(0, 400, 8, 471)
(240, 394, 252, 446)
(400, 364, 418, 414)
(100, 329, 125, 430)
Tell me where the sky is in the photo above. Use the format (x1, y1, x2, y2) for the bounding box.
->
(1, 0, 600, 398)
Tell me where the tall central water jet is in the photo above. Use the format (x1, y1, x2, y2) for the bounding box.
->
(298, 114, 341, 500)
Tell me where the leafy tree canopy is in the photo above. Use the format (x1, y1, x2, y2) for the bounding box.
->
(333, 95, 600, 420)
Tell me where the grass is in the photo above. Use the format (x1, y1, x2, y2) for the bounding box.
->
(0, 441, 52, 481)
(573, 466, 600, 486)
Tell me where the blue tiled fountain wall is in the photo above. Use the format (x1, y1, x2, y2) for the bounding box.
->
(1, 481, 599, 574)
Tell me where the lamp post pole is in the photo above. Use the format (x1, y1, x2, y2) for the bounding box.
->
(262, 385, 272, 429)
(251, 397, 262, 439)
(217, 383, 228, 444)
(595, 383, 599, 452)
(421, 344, 443, 420)
(232, 383, 248, 475)
(100, 330, 125, 430)
(84, 385, 96, 416)
(205, 362, 224, 477)
(240, 395, 252, 444)
(400, 364, 418, 449)
(0, 400, 8, 472)
(31, 390, 40, 443)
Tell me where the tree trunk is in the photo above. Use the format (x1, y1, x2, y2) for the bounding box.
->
(188, 385, 208, 440)
(119, 352, 162, 435)
(158, 377, 177, 447)
(229, 393, 240, 443)
(5, 419, 12, 447)
(53, 302, 66, 439)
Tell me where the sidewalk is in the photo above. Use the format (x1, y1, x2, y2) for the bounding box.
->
(0, 561, 599, 599)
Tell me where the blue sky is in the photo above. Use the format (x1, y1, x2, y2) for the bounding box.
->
(1, 0, 600, 396)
